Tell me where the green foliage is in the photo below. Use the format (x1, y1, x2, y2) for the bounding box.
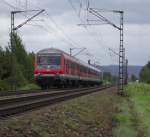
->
(0, 47, 12, 90)
(129, 74, 137, 82)
(140, 61, 150, 83)
(113, 83, 150, 137)
(126, 83, 150, 137)
(103, 72, 112, 83)
(113, 98, 138, 137)
(0, 47, 11, 80)
(127, 82, 150, 96)
(0, 79, 11, 90)
(103, 72, 118, 84)
(11, 33, 33, 81)
(19, 83, 40, 90)
(112, 75, 118, 84)
(0, 33, 34, 90)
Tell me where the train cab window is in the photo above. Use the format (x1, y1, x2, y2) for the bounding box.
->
(37, 55, 61, 68)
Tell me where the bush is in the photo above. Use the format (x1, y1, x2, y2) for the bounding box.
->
(140, 61, 150, 84)
(0, 79, 11, 90)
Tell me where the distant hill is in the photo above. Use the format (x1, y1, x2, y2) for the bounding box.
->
(100, 65, 142, 79)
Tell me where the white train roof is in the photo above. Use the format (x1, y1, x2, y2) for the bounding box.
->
(38, 48, 65, 55)
(37, 48, 101, 72)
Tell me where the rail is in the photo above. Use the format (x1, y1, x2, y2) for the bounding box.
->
(0, 85, 114, 118)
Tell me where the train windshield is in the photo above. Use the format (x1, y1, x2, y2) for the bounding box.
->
(37, 55, 61, 68)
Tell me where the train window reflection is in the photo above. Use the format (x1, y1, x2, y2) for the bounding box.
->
(37, 55, 60, 66)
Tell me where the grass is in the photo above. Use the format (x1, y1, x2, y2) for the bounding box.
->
(53, 90, 120, 137)
(18, 83, 40, 90)
(113, 98, 138, 137)
(113, 82, 150, 137)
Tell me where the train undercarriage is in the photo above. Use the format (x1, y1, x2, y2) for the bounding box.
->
(35, 75, 102, 89)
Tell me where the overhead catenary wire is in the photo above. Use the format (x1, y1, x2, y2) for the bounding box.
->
(67, 0, 115, 50)
(44, 0, 118, 59)
(1, 0, 105, 60)
(44, 11, 84, 49)
(1, 0, 118, 64)
(24, 17, 78, 50)
(1, 0, 79, 50)
(66, 0, 118, 64)
(27, 4, 83, 49)
(78, 0, 83, 17)
(67, 0, 107, 50)
(1, 0, 46, 33)
(1, 0, 17, 9)
(0, 0, 56, 51)
(24, 1, 78, 48)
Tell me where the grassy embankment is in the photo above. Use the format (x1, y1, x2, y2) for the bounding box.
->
(113, 83, 150, 137)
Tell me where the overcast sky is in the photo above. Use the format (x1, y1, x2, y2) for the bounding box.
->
(0, 0, 150, 66)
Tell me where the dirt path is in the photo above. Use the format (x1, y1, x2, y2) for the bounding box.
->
(0, 87, 120, 137)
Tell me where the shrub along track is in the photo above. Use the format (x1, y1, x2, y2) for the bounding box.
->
(0, 86, 113, 118)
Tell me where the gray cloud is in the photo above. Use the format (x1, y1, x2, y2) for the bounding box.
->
(33, 0, 150, 24)
(1, 0, 150, 24)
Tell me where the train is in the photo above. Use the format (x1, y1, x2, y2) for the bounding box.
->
(33, 48, 102, 89)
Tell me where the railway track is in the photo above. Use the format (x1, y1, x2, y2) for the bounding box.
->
(0, 86, 113, 118)
(0, 88, 68, 97)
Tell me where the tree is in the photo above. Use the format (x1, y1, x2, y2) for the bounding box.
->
(140, 61, 150, 84)
(0, 47, 12, 90)
(0, 33, 34, 90)
(103, 72, 112, 83)
(10, 33, 33, 81)
(112, 75, 118, 84)
(130, 74, 137, 82)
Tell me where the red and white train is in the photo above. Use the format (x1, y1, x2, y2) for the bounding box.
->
(34, 48, 102, 89)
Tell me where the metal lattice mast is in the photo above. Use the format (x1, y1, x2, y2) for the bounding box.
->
(118, 11, 124, 94)
(10, 12, 15, 90)
(124, 59, 128, 85)
(79, 8, 125, 94)
(123, 48, 126, 84)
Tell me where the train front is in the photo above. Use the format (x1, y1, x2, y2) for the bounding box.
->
(34, 48, 64, 89)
